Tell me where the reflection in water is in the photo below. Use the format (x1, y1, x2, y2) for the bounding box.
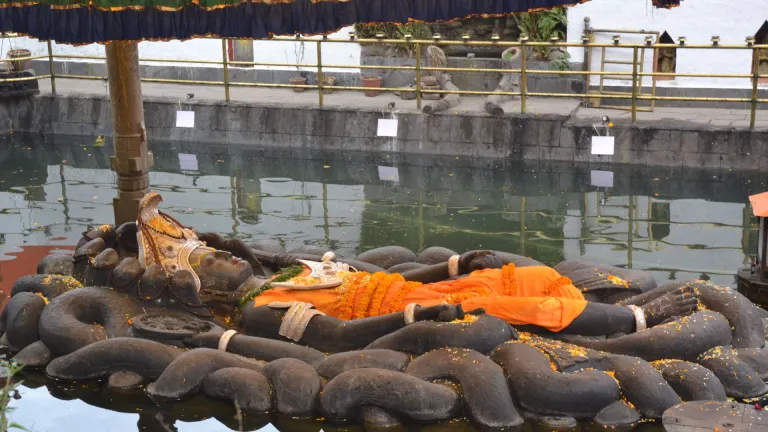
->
(0, 134, 763, 431)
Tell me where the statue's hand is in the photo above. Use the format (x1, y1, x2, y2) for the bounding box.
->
(275, 253, 300, 269)
(183, 331, 224, 349)
(641, 286, 699, 327)
(415, 303, 465, 322)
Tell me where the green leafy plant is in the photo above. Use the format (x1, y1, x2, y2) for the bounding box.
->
(238, 265, 304, 307)
(550, 51, 571, 71)
(514, 8, 567, 60)
(354, 22, 432, 56)
(0, 360, 28, 431)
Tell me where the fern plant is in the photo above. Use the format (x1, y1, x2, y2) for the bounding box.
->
(0, 360, 28, 431)
(354, 22, 432, 56)
(514, 8, 568, 60)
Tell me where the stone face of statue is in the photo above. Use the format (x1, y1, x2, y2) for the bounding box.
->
(189, 248, 254, 293)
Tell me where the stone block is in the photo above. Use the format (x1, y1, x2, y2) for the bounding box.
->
(190, 105, 217, 132)
(346, 111, 378, 138)
(633, 128, 675, 152)
(520, 118, 540, 146)
(697, 130, 731, 154)
(442, 141, 478, 156)
(263, 108, 300, 135)
(308, 110, 348, 137)
(214, 105, 250, 131)
(540, 146, 574, 162)
(537, 120, 562, 147)
(522, 145, 540, 160)
(683, 152, 722, 169)
(227, 130, 261, 146)
(729, 131, 758, 156)
(645, 150, 683, 167)
(474, 141, 511, 158)
(259, 133, 292, 148)
(372, 138, 402, 153)
(402, 140, 437, 154)
(427, 115, 453, 142)
(680, 131, 699, 153)
(244, 107, 266, 133)
(450, 116, 491, 144)
(341, 137, 373, 151)
(397, 113, 427, 142)
(720, 153, 761, 171)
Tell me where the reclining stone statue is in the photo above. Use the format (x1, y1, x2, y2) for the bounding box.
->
(3, 191, 768, 431)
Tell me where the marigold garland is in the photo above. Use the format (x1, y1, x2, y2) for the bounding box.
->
(368, 273, 400, 317)
(384, 281, 422, 314)
(336, 272, 370, 320)
(353, 272, 384, 319)
(501, 263, 517, 296)
(546, 276, 574, 296)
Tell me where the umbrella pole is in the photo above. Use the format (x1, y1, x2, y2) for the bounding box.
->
(106, 41, 152, 226)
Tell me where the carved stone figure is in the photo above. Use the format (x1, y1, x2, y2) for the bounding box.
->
(3, 191, 768, 430)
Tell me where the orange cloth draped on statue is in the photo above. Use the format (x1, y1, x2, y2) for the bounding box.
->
(252, 264, 589, 332)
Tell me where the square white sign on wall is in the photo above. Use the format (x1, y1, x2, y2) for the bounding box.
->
(178, 153, 199, 171)
(377, 119, 398, 137)
(591, 136, 615, 155)
(176, 111, 195, 128)
(378, 166, 399, 182)
(590, 170, 614, 188)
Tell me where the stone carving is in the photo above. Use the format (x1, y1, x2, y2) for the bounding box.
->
(3, 192, 768, 430)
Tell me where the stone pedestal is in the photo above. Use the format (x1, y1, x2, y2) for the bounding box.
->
(736, 266, 768, 308)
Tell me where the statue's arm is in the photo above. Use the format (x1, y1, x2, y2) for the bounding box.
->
(562, 286, 699, 336)
(242, 303, 465, 353)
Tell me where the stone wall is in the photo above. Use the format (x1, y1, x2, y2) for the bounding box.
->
(2, 93, 767, 171)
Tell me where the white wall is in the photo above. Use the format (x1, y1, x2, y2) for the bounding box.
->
(3, 26, 360, 72)
(566, 0, 768, 89)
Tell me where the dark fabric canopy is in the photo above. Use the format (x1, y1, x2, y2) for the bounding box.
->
(0, 0, 682, 44)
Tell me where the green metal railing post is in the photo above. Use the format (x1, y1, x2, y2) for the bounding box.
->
(47, 40, 56, 94)
(221, 39, 230, 102)
(631, 47, 638, 123)
(520, 37, 528, 114)
(751, 46, 759, 128)
(415, 42, 422, 110)
(317, 40, 324, 107)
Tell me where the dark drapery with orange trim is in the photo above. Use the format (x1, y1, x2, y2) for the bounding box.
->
(0, 0, 682, 44)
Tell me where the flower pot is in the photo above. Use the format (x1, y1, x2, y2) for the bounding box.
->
(290, 76, 307, 93)
(362, 76, 382, 97)
(322, 76, 336, 95)
(7, 49, 32, 72)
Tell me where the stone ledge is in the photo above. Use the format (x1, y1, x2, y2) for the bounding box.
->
(2, 92, 768, 171)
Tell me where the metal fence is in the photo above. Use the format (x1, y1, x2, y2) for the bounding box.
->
(0, 32, 766, 126)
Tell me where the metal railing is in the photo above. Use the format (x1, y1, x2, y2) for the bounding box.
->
(0, 32, 766, 126)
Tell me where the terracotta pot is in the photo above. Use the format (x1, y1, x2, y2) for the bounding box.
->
(290, 76, 307, 93)
(7, 49, 32, 72)
(322, 76, 336, 95)
(362, 75, 382, 97)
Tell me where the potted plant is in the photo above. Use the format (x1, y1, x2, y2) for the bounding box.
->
(289, 40, 308, 92)
(322, 75, 336, 94)
(362, 75, 382, 97)
(7, 49, 32, 72)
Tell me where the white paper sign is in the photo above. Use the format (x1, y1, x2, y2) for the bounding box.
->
(377, 119, 398, 137)
(176, 111, 195, 128)
(378, 166, 399, 182)
(591, 170, 614, 188)
(591, 136, 615, 156)
(178, 153, 199, 171)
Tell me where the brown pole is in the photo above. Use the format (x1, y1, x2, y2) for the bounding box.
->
(106, 41, 152, 226)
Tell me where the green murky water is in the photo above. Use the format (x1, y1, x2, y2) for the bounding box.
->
(0, 134, 763, 431)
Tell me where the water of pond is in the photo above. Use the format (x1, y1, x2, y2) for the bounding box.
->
(0, 134, 765, 431)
